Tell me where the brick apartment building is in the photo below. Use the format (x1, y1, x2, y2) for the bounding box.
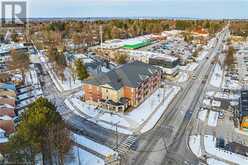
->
(83, 61, 162, 112)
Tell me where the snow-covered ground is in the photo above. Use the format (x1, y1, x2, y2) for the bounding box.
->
(16, 65, 43, 109)
(47, 65, 82, 92)
(196, 50, 208, 62)
(180, 62, 199, 72)
(140, 86, 181, 133)
(198, 109, 208, 122)
(189, 135, 202, 157)
(65, 146, 104, 165)
(72, 133, 118, 158)
(210, 64, 223, 88)
(203, 99, 211, 106)
(177, 71, 189, 83)
(207, 158, 230, 165)
(204, 135, 248, 165)
(41, 52, 110, 92)
(212, 100, 221, 107)
(206, 91, 240, 100)
(207, 111, 218, 127)
(65, 86, 180, 134)
(222, 76, 241, 90)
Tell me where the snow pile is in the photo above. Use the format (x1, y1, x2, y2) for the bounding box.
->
(72, 133, 117, 158)
(189, 135, 202, 157)
(210, 64, 223, 88)
(203, 99, 211, 106)
(204, 135, 248, 165)
(207, 111, 218, 127)
(198, 109, 208, 122)
(212, 100, 221, 107)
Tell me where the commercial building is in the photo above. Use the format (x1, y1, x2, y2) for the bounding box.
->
(83, 61, 162, 112)
(126, 50, 179, 75)
(239, 90, 248, 132)
(99, 34, 165, 50)
(122, 40, 152, 50)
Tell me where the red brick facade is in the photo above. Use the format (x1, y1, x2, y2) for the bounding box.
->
(83, 71, 162, 107)
(83, 84, 102, 102)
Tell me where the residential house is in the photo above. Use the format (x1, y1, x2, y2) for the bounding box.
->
(0, 116, 15, 135)
(0, 83, 16, 136)
(83, 61, 162, 112)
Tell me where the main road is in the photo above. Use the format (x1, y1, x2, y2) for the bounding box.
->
(126, 27, 230, 165)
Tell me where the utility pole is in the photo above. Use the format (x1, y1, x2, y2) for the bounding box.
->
(114, 122, 120, 150)
(100, 25, 103, 50)
(115, 123, 118, 150)
(77, 135, 81, 165)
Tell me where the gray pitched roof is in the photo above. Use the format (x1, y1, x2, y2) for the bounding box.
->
(84, 61, 161, 90)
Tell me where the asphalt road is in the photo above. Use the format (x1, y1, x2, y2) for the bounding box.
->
(126, 27, 230, 165)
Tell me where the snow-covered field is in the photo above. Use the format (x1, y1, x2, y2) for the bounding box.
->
(65, 146, 104, 165)
(198, 109, 208, 122)
(189, 135, 202, 157)
(204, 135, 248, 165)
(210, 64, 223, 88)
(207, 111, 218, 127)
(72, 133, 117, 158)
(65, 86, 180, 134)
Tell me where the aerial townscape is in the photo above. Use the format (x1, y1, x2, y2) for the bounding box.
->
(0, 0, 248, 165)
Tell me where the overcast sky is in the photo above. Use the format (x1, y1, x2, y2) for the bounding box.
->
(28, 0, 248, 19)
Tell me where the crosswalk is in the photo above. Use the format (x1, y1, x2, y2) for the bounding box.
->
(116, 136, 137, 156)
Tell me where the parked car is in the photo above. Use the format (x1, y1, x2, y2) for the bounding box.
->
(218, 111, 224, 119)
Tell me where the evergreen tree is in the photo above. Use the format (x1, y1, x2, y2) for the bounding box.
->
(5, 98, 72, 165)
(74, 59, 89, 81)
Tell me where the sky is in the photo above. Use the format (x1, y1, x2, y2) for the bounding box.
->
(28, 0, 248, 19)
